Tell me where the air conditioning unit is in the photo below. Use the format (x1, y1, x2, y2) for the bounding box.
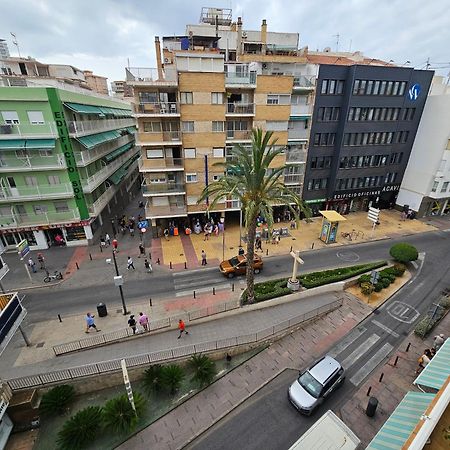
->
(164, 57, 170, 63)
(0, 124, 12, 134)
(262, 63, 268, 69)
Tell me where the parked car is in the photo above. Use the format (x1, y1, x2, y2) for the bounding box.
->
(288, 356, 345, 415)
(219, 254, 263, 278)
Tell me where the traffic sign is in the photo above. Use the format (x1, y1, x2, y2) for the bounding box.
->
(138, 220, 149, 229)
(140, 228, 146, 233)
(370, 270, 380, 285)
(367, 207, 380, 224)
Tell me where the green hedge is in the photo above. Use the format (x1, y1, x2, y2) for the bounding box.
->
(242, 278, 290, 304)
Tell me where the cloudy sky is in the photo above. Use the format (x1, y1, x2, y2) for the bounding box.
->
(1, 0, 449, 84)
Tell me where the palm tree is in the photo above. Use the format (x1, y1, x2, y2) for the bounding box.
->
(160, 364, 185, 395)
(102, 392, 145, 435)
(198, 128, 309, 303)
(188, 354, 217, 387)
(143, 364, 163, 394)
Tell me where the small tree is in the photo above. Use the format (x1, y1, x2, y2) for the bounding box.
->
(40, 384, 75, 416)
(188, 354, 217, 387)
(360, 282, 374, 296)
(143, 364, 163, 394)
(57, 406, 102, 450)
(102, 392, 145, 435)
(160, 364, 185, 395)
(389, 243, 418, 263)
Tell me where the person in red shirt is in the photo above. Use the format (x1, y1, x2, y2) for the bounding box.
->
(112, 239, 118, 252)
(177, 319, 189, 339)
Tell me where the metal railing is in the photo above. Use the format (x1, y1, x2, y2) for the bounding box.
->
(226, 130, 251, 140)
(6, 299, 342, 390)
(145, 204, 187, 218)
(142, 182, 186, 195)
(293, 75, 316, 88)
(226, 103, 255, 114)
(135, 102, 179, 115)
(139, 157, 184, 171)
(0, 183, 73, 201)
(0, 210, 80, 228)
(67, 118, 135, 136)
(290, 103, 312, 116)
(286, 150, 307, 163)
(288, 127, 309, 141)
(88, 186, 117, 216)
(224, 64, 257, 85)
(0, 154, 66, 171)
(284, 174, 304, 184)
(0, 122, 58, 137)
(137, 131, 181, 143)
(126, 67, 178, 85)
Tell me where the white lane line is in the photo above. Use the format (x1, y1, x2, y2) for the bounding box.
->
(341, 334, 380, 370)
(372, 320, 400, 338)
(350, 343, 394, 386)
(175, 283, 231, 297)
(327, 326, 367, 359)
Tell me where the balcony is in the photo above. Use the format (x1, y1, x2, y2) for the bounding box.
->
(145, 203, 187, 219)
(286, 149, 307, 164)
(0, 183, 74, 202)
(225, 64, 257, 87)
(0, 154, 66, 172)
(284, 174, 304, 185)
(292, 75, 316, 90)
(67, 118, 135, 137)
(142, 183, 186, 196)
(81, 147, 140, 192)
(74, 134, 135, 166)
(290, 103, 312, 116)
(0, 122, 58, 138)
(137, 131, 181, 145)
(139, 158, 184, 172)
(88, 185, 116, 217)
(226, 130, 252, 141)
(126, 67, 178, 86)
(226, 103, 255, 115)
(288, 126, 309, 141)
(0, 210, 80, 228)
(135, 102, 179, 116)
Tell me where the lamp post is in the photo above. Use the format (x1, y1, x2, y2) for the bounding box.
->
(239, 207, 243, 247)
(220, 217, 225, 261)
(111, 250, 128, 315)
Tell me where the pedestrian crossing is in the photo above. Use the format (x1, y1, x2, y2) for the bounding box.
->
(172, 270, 236, 297)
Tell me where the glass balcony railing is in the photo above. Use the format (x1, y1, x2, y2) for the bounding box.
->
(0, 210, 80, 228)
(142, 183, 185, 195)
(0, 183, 73, 201)
(67, 118, 135, 136)
(145, 203, 187, 218)
(135, 102, 179, 115)
(284, 174, 304, 184)
(0, 122, 58, 137)
(225, 64, 257, 86)
(139, 158, 184, 171)
(226, 103, 255, 114)
(292, 75, 316, 89)
(126, 67, 178, 85)
(138, 131, 181, 143)
(0, 154, 66, 171)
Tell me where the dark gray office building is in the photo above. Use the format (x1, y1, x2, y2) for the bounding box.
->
(303, 64, 434, 215)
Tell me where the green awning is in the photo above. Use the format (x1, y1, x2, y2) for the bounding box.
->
(126, 126, 136, 134)
(0, 139, 26, 149)
(104, 143, 134, 163)
(76, 130, 121, 149)
(123, 152, 140, 170)
(367, 392, 435, 450)
(108, 166, 128, 185)
(64, 102, 104, 115)
(289, 115, 309, 121)
(25, 139, 55, 149)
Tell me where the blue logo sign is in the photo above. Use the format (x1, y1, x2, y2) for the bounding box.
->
(138, 220, 149, 229)
(408, 83, 421, 101)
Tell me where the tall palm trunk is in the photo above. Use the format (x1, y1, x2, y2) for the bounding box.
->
(245, 215, 258, 303)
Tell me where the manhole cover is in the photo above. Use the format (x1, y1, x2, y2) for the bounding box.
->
(336, 251, 360, 262)
(35, 342, 45, 348)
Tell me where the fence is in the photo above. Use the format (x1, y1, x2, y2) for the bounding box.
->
(52, 299, 240, 356)
(7, 299, 342, 391)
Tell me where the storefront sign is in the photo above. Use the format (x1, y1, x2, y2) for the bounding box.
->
(16, 239, 30, 260)
(1, 220, 91, 234)
(46, 88, 89, 220)
(304, 198, 327, 204)
(333, 185, 400, 200)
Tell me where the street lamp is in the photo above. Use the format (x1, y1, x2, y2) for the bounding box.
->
(108, 250, 128, 315)
(220, 217, 225, 261)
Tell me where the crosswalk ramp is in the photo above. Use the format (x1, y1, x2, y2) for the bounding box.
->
(172, 269, 237, 297)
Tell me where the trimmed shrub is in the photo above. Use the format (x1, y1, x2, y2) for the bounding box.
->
(57, 406, 102, 450)
(160, 364, 185, 395)
(358, 274, 371, 285)
(40, 384, 75, 416)
(360, 282, 374, 296)
(390, 243, 418, 263)
(242, 278, 290, 303)
(393, 263, 407, 276)
(374, 282, 383, 292)
(102, 392, 145, 435)
(414, 316, 434, 338)
(380, 277, 391, 288)
(188, 354, 217, 387)
(143, 364, 163, 394)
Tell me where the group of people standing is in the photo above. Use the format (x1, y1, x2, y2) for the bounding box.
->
(415, 333, 446, 374)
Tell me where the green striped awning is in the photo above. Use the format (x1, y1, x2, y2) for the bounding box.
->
(366, 392, 435, 450)
(76, 130, 121, 149)
(103, 143, 134, 163)
(25, 139, 55, 149)
(414, 338, 449, 390)
(289, 115, 309, 121)
(123, 152, 140, 170)
(126, 126, 136, 134)
(0, 139, 26, 149)
(0, 139, 55, 150)
(108, 166, 128, 185)
(64, 103, 104, 115)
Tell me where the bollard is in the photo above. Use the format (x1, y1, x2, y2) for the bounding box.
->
(266, 248, 269, 256)
(213, 287, 216, 295)
(58, 314, 62, 323)
(379, 373, 384, 382)
(76, 262, 80, 270)
(89, 253, 93, 261)
(232, 283, 235, 292)
(157, 258, 160, 265)
(149, 252, 152, 260)
(311, 242, 315, 249)
(406, 342, 411, 352)
(193, 290, 196, 299)
(366, 397, 378, 417)
(99, 245, 103, 253)
(366, 386, 372, 397)
(149, 298, 152, 307)
(290, 246, 293, 252)
(184, 262, 187, 269)
(394, 355, 399, 366)
(169, 261, 172, 269)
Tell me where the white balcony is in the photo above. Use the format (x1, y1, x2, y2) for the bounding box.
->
(226, 130, 252, 142)
(0, 210, 80, 228)
(134, 102, 180, 117)
(139, 158, 184, 172)
(126, 67, 178, 86)
(0, 122, 58, 138)
(145, 202, 187, 219)
(142, 182, 186, 196)
(290, 103, 312, 116)
(88, 185, 117, 217)
(225, 64, 256, 87)
(292, 75, 316, 90)
(284, 174, 304, 185)
(0, 154, 66, 172)
(67, 118, 135, 137)
(0, 183, 74, 202)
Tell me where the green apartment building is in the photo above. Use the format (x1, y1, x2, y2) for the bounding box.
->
(0, 86, 139, 249)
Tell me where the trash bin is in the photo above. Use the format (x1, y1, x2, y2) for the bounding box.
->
(97, 302, 107, 317)
(366, 396, 378, 417)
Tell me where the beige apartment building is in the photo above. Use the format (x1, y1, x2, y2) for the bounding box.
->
(83, 70, 108, 95)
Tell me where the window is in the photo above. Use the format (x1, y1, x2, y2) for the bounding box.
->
(212, 121, 224, 132)
(211, 92, 224, 104)
(186, 173, 197, 183)
(39, 149, 53, 157)
(139, 92, 158, 103)
(182, 121, 194, 133)
(47, 175, 61, 184)
(180, 92, 193, 104)
(54, 201, 69, 212)
(146, 148, 164, 158)
(267, 94, 279, 105)
(25, 176, 38, 186)
(33, 205, 48, 215)
(212, 174, 221, 181)
(184, 148, 196, 158)
(16, 149, 30, 158)
(358, 80, 367, 95)
(432, 181, 439, 192)
(187, 196, 198, 205)
(27, 111, 45, 124)
(213, 148, 224, 158)
(441, 182, 449, 192)
(1, 111, 19, 124)
(143, 121, 161, 132)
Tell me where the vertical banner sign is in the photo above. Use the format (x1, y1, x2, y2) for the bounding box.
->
(46, 88, 89, 219)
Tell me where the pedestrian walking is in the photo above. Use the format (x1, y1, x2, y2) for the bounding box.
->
(28, 257, 36, 273)
(112, 238, 118, 252)
(201, 249, 207, 266)
(100, 236, 106, 249)
(144, 259, 153, 273)
(416, 349, 432, 374)
(433, 333, 445, 351)
(105, 233, 111, 246)
(129, 225, 135, 237)
(128, 315, 137, 334)
(37, 253, 45, 270)
(177, 319, 189, 339)
(255, 236, 262, 252)
(138, 243, 145, 258)
(127, 256, 135, 270)
(85, 312, 100, 333)
(139, 312, 149, 332)
(163, 228, 169, 241)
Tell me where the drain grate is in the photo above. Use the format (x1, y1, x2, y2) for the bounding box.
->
(35, 342, 45, 348)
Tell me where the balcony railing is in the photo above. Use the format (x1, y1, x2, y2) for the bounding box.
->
(0, 210, 80, 228)
(142, 183, 186, 195)
(67, 118, 135, 136)
(225, 64, 256, 86)
(286, 150, 307, 163)
(290, 103, 312, 116)
(284, 174, 304, 184)
(226, 130, 251, 140)
(0, 154, 66, 171)
(126, 67, 178, 86)
(0, 183, 73, 202)
(138, 131, 181, 144)
(293, 75, 316, 89)
(145, 203, 187, 218)
(226, 103, 255, 114)
(74, 134, 135, 166)
(0, 122, 58, 137)
(135, 102, 179, 115)
(88, 185, 116, 216)
(288, 127, 309, 141)
(139, 158, 184, 171)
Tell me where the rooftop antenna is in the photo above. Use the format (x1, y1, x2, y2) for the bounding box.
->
(127, 58, 130, 69)
(348, 39, 352, 52)
(10, 32, 21, 58)
(425, 58, 431, 70)
(333, 33, 340, 52)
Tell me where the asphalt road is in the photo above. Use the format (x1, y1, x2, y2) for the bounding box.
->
(22, 231, 447, 322)
(186, 231, 450, 450)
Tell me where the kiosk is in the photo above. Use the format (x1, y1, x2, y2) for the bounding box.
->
(319, 210, 346, 244)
